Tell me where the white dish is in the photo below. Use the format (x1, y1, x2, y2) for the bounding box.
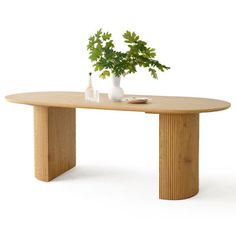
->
(122, 97, 151, 104)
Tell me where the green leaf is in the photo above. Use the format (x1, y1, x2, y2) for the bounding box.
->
(105, 40, 114, 49)
(95, 29, 102, 38)
(99, 70, 110, 79)
(102, 32, 112, 40)
(94, 62, 104, 71)
(87, 36, 95, 50)
(145, 47, 156, 58)
(127, 63, 137, 73)
(162, 64, 171, 70)
(123, 31, 139, 43)
(104, 48, 114, 61)
(149, 68, 158, 79)
(89, 47, 102, 61)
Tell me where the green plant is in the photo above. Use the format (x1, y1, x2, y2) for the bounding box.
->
(87, 29, 170, 79)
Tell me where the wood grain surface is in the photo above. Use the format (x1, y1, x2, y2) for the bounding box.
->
(159, 114, 199, 200)
(6, 92, 230, 114)
(34, 106, 76, 181)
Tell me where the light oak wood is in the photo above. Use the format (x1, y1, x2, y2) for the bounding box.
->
(5, 92, 230, 200)
(34, 106, 76, 181)
(159, 114, 199, 200)
(6, 92, 230, 114)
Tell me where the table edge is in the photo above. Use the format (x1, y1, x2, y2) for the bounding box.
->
(5, 94, 231, 114)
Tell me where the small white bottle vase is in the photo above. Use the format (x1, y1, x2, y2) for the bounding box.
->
(108, 75, 124, 102)
(85, 72, 94, 101)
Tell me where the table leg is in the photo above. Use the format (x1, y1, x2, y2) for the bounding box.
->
(34, 106, 76, 181)
(159, 113, 199, 200)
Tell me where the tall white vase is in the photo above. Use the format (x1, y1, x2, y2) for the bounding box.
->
(108, 76, 124, 101)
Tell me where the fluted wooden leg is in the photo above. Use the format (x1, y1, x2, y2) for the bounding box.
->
(159, 113, 199, 200)
(34, 106, 76, 181)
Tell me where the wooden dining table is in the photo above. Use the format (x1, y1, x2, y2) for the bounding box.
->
(5, 92, 230, 200)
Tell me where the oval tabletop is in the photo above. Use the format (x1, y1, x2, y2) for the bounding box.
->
(5, 92, 230, 114)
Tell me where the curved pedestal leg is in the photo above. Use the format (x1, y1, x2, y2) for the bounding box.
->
(159, 114, 199, 200)
(34, 106, 76, 181)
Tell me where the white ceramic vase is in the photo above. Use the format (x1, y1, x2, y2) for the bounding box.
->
(108, 76, 124, 102)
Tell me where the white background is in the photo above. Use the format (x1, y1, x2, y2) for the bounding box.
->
(0, 0, 235, 235)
